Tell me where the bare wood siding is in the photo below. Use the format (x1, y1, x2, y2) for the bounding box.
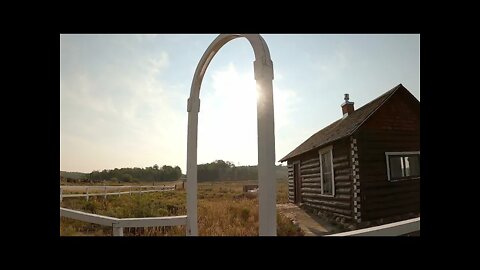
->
(292, 138, 353, 220)
(356, 88, 420, 221)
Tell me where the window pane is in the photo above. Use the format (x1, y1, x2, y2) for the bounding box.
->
(323, 173, 332, 195)
(389, 156, 404, 179)
(321, 151, 333, 195)
(407, 155, 420, 176)
(322, 152, 331, 172)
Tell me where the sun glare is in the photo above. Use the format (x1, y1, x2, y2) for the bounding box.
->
(212, 64, 258, 116)
(199, 64, 259, 164)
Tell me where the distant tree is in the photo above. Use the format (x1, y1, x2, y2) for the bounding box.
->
(120, 174, 133, 182)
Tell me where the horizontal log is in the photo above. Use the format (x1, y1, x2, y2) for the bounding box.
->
(335, 181, 352, 188)
(301, 172, 321, 179)
(333, 161, 350, 170)
(334, 168, 351, 176)
(359, 136, 419, 143)
(336, 187, 352, 195)
(363, 203, 419, 221)
(302, 182, 322, 188)
(300, 161, 320, 169)
(334, 150, 351, 158)
(301, 162, 320, 171)
(303, 202, 352, 216)
(364, 183, 419, 194)
(333, 155, 349, 163)
(334, 175, 351, 182)
(304, 205, 354, 220)
(358, 146, 419, 154)
(362, 180, 420, 189)
(364, 191, 419, 205)
(360, 137, 420, 144)
(358, 129, 420, 136)
(357, 172, 388, 179)
(301, 187, 322, 193)
(301, 158, 320, 166)
(363, 185, 419, 196)
(364, 199, 419, 213)
(302, 193, 351, 201)
(301, 167, 321, 175)
(301, 177, 321, 183)
(303, 198, 352, 210)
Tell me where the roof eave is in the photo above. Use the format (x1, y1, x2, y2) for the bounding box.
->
(278, 84, 404, 163)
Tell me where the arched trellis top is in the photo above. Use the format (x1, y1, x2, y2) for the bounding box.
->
(186, 34, 276, 236)
(187, 34, 274, 112)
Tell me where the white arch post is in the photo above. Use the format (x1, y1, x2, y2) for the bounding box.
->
(186, 34, 276, 236)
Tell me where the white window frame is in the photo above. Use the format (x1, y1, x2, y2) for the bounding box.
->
(318, 145, 335, 197)
(385, 151, 420, 182)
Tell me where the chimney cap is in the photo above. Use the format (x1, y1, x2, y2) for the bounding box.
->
(344, 93, 349, 102)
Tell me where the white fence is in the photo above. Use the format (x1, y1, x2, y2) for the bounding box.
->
(327, 217, 420, 236)
(60, 185, 176, 202)
(60, 207, 187, 236)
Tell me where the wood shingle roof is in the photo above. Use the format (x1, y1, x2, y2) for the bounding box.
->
(279, 84, 405, 162)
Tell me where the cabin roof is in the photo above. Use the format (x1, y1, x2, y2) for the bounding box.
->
(279, 84, 405, 162)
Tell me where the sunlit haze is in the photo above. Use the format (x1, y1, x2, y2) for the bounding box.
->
(60, 34, 420, 174)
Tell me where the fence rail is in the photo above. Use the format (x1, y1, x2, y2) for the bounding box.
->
(327, 217, 420, 236)
(60, 207, 187, 236)
(60, 185, 176, 201)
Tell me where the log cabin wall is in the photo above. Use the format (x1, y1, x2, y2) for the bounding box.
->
(356, 88, 420, 221)
(287, 138, 354, 221)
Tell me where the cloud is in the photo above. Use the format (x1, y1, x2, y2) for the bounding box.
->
(60, 36, 186, 173)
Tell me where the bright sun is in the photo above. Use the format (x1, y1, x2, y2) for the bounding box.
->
(198, 63, 260, 164)
(212, 64, 258, 116)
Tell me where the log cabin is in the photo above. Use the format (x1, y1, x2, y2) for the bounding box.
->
(279, 84, 420, 224)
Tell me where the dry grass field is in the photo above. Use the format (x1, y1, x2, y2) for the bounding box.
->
(60, 180, 303, 236)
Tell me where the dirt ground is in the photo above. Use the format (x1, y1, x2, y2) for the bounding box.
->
(277, 203, 343, 236)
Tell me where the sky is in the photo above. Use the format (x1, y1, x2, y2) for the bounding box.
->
(60, 34, 420, 174)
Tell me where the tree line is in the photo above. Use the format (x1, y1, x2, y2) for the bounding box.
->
(60, 160, 287, 183)
(87, 164, 182, 183)
(197, 160, 287, 182)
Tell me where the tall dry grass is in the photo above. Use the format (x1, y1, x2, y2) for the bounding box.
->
(60, 180, 302, 236)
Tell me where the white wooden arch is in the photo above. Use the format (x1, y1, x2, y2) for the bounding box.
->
(186, 34, 277, 236)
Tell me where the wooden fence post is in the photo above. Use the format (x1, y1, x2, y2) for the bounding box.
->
(60, 188, 63, 203)
(104, 186, 107, 199)
(86, 187, 89, 201)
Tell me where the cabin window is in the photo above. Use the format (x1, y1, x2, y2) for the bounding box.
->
(319, 146, 335, 196)
(385, 152, 420, 181)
